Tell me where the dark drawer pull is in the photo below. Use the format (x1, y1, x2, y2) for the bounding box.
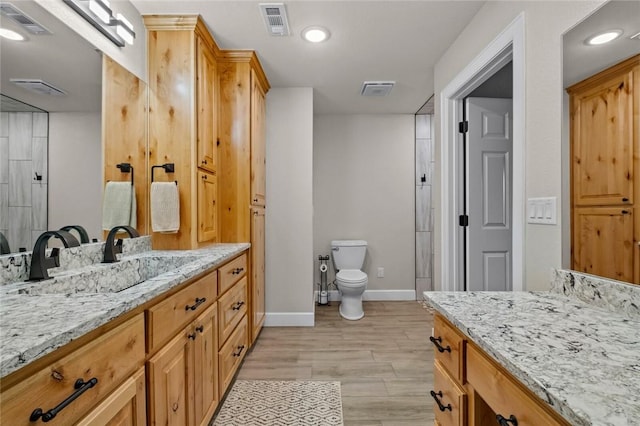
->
(185, 297, 206, 311)
(430, 390, 452, 412)
(430, 336, 451, 353)
(232, 301, 245, 311)
(188, 332, 197, 340)
(30, 378, 98, 422)
(195, 325, 204, 333)
(231, 267, 244, 275)
(622, 197, 629, 202)
(232, 345, 245, 357)
(497, 414, 518, 426)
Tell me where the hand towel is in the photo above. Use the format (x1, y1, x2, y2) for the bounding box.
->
(102, 182, 135, 230)
(151, 182, 180, 233)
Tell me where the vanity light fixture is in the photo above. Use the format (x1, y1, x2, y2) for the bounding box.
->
(63, 0, 135, 47)
(302, 26, 330, 43)
(0, 28, 24, 41)
(585, 29, 623, 45)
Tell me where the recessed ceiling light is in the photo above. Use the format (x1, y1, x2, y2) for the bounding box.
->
(0, 28, 25, 41)
(585, 30, 623, 45)
(302, 26, 330, 43)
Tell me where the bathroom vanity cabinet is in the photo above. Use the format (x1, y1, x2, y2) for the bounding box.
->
(0, 250, 249, 426)
(431, 314, 569, 426)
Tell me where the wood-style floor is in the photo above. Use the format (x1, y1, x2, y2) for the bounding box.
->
(236, 301, 435, 425)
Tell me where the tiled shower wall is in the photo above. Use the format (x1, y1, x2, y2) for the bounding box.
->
(416, 114, 434, 295)
(0, 112, 48, 252)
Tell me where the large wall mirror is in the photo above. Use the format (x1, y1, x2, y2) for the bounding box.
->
(562, 0, 640, 284)
(0, 0, 103, 254)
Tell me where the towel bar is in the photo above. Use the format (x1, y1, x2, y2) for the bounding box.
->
(151, 163, 177, 185)
(116, 163, 134, 186)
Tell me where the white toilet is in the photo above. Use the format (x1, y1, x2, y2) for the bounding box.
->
(331, 240, 368, 320)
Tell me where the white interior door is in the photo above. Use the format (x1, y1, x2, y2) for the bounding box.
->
(466, 97, 513, 291)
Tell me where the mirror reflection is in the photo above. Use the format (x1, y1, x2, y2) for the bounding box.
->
(563, 0, 640, 284)
(0, 0, 103, 254)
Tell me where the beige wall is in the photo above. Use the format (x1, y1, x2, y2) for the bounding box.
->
(313, 114, 415, 294)
(265, 88, 315, 325)
(48, 112, 102, 240)
(433, 1, 603, 290)
(35, 0, 146, 81)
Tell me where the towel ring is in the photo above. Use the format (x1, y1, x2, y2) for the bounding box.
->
(151, 163, 177, 185)
(116, 163, 134, 186)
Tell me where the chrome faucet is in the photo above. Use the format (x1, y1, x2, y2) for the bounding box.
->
(59, 225, 90, 244)
(103, 226, 140, 263)
(29, 231, 80, 281)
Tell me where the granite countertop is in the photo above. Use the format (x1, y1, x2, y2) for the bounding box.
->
(0, 243, 250, 378)
(424, 287, 640, 426)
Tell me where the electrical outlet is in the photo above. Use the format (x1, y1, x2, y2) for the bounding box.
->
(377, 267, 384, 278)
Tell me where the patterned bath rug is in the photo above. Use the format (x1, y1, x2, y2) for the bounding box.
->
(213, 380, 343, 426)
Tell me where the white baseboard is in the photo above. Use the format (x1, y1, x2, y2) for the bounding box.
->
(264, 312, 314, 327)
(315, 289, 417, 302)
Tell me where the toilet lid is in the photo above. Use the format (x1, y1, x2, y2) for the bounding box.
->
(336, 269, 367, 284)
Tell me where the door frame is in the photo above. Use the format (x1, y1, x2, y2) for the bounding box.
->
(439, 13, 525, 292)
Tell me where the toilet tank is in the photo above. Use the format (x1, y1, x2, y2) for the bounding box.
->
(331, 240, 367, 270)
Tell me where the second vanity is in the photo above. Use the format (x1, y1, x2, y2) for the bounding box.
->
(0, 237, 250, 425)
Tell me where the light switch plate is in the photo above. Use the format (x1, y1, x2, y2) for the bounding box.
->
(527, 197, 557, 225)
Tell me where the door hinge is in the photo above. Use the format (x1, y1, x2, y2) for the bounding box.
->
(458, 121, 468, 133)
(459, 215, 468, 227)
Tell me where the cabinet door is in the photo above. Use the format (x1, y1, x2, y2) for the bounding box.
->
(77, 368, 146, 426)
(251, 206, 265, 343)
(197, 37, 217, 173)
(193, 304, 219, 426)
(198, 170, 217, 243)
(148, 329, 192, 426)
(573, 207, 633, 282)
(250, 69, 266, 207)
(571, 69, 633, 206)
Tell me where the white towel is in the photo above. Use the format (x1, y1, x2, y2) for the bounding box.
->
(151, 182, 180, 233)
(102, 182, 137, 230)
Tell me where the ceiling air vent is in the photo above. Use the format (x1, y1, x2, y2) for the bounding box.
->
(0, 2, 51, 35)
(259, 3, 290, 36)
(10, 79, 66, 96)
(361, 81, 395, 97)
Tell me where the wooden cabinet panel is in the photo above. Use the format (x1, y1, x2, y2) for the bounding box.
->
(432, 361, 466, 426)
(197, 37, 217, 174)
(250, 69, 266, 207)
(218, 253, 247, 295)
(573, 207, 634, 282)
(218, 315, 248, 396)
(570, 67, 634, 206)
(251, 206, 265, 343)
(77, 367, 146, 426)
(466, 343, 568, 426)
(218, 277, 248, 346)
(192, 304, 219, 426)
(147, 326, 192, 426)
(147, 270, 217, 352)
(0, 315, 144, 426)
(198, 170, 217, 243)
(432, 315, 465, 383)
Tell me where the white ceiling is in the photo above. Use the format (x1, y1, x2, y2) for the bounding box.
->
(131, 0, 485, 114)
(563, 0, 640, 88)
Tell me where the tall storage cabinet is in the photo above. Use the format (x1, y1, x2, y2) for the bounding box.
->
(218, 53, 269, 343)
(144, 15, 219, 250)
(568, 54, 639, 284)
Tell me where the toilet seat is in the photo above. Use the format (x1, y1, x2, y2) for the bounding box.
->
(336, 269, 367, 286)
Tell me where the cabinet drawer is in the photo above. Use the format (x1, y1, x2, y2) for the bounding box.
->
(219, 315, 248, 396)
(0, 314, 145, 426)
(147, 270, 217, 352)
(467, 343, 568, 426)
(432, 314, 465, 383)
(219, 253, 247, 295)
(218, 276, 248, 346)
(432, 361, 466, 426)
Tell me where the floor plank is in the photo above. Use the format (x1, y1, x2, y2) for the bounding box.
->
(236, 301, 435, 424)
